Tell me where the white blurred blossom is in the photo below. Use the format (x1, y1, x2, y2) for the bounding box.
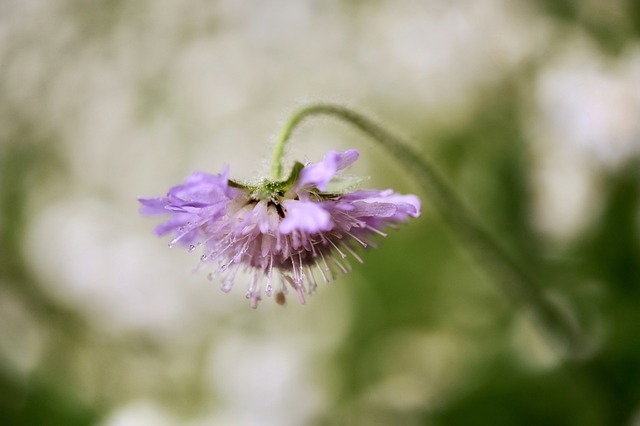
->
(205, 334, 325, 426)
(100, 400, 177, 426)
(529, 36, 640, 241)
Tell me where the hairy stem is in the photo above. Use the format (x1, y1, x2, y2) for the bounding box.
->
(272, 102, 586, 357)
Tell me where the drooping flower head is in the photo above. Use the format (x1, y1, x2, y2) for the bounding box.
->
(139, 149, 420, 308)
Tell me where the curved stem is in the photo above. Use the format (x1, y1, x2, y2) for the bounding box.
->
(272, 102, 587, 358)
(271, 107, 313, 179)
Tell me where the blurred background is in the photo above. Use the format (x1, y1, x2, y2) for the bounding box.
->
(1, 0, 640, 425)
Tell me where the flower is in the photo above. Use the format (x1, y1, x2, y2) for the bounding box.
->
(139, 149, 420, 308)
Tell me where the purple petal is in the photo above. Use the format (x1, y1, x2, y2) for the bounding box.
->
(138, 166, 244, 247)
(233, 201, 276, 236)
(154, 215, 194, 236)
(138, 197, 168, 215)
(342, 189, 421, 220)
(350, 201, 397, 218)
(296, 149, 359, 192)
(253, 202, 271, 234)
(280, 200, 332, 234)
(165, 166, 238, 206)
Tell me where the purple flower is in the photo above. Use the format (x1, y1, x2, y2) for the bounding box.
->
(139, 149, 420, 308)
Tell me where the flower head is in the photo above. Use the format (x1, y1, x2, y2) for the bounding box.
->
(139, 149, 420, 308)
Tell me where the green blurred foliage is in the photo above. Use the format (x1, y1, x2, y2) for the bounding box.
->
(535, 0, 640, 54)
(0, 122, 99, 425)
(322, 86, 640, 425)
(1, 366, 98, 426)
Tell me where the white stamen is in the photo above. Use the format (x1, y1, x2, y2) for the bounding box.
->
(296, 286, 306, 304)
(314, 259, 329, 284)
(317, 250, 331, 273)
(306, 265, 318, 292)
(298, 252, 305, 285)
(346, 231, 368, 248)
(331, 254, 350, 274)
(246, 269, 260, 296)
(290, 255, 300, 284)
(365, 225, 387, 237)
(341, 242, 364, 264)
(265, 255, 274, 296)
(220, 265, 240, 293)
(283, 275, 305, 304)
(327, 238, 347, 259)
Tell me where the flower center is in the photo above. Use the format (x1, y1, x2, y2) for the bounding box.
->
(249, 179, 285, 202)
(230, 161, 306, 203)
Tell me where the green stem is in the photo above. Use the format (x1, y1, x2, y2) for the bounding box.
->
(272, 102, 587, 358)
(271, 108, 310, 179)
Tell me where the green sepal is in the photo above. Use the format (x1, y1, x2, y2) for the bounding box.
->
(324, 175, 369, 194)
(228, 179, 250, 189)
(281, 161, 305, 189)
(243, 161, 306, 201)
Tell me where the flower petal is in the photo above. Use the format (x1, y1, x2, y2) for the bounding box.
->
(138, 166, 242, 244)
(350, 201, 397, 218)
(165, 166, 238, 205)
(343, 189, 421, 220)
(138, 197, 168, 215)
(280, 200, 332, 234)
(296, 149, 359, 192)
